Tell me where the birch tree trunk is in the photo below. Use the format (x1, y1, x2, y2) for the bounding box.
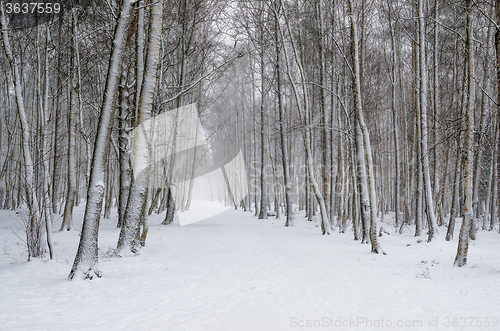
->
(51, 18, 63, 214)
(281, 1, 330, 234)
(61, 10, 78, 231)
(432, 0, 440, 209)
(446, 139, 461, 241)
(349, 0, 383, 253)
(273, 1, 293, 227)
(117, 69, 131, 228)
(163, 0, 187, 225)
(317, 0, 330, 221)
(117, 0, 162, 255)
(414, 43, 423, 236)
(388, 0, 400, 228)
(41, 25, 54, 258)
(473, 20, 492, 233)
(493, 0, 500, 231)
(454, 0, 475, 267)
(0, 65, 4, 207)
(1, 2, 44, 259)
(69, 0, 135, 279)
(117, 2, 143, 230)
(418, 0, 438, 242)
(484, 124, 496, 230)
(258, 27, 268, 220)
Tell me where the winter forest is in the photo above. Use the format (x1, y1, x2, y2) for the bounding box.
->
(1, 0, 500, 329)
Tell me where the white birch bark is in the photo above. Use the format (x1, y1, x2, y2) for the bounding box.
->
(135, 0, 145, 118)
(317, 0, 330, 220)
(432, 0, 440, 208)
(258, 31, 268, 219)
(472, 20, 492, 233)
(118, 69, 131, 228)
(349, 0, 383, 253)
(280, 2, 330, 234)
(117, 0, 162, 255)
(418, 0, 438, 242)
(388, 0, 400, 228)
(484, 125, 496, 230)
(42, 25, 54, 258)
(493, 0, 500, 232)
(1, 2, 44, 259)
(446, 140, 461, 241)
(36, 24, 54, 258)
(61, 10, 78, 231)
(416, 107, 424, 236)
(163, 0, 187, 225)
(454, 0, 475, 266)
(69, 0, 135, 279)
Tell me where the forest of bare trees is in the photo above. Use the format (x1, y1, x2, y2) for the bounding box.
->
(1, 0, 500, 278)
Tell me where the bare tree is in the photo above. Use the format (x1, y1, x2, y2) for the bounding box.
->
(69, 0, 136, 279)
(348, 0, 383, 253)
(417, 0, 438, 242)
(117, 0, 163, 255)
(60, 10, 79, 232)
(454, 0, 475, 267)
(280, 0, 331, 234)
(273, 1, 293, 227)
(1, 1, 47, 259)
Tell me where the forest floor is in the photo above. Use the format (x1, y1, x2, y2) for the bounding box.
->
(1, 204, 500, 330)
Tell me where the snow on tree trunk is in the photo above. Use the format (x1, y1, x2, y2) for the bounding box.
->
(1, 2, 44, 259)
(118, 69, 131, 228)
(273, 2, 293, 227)
(280, 1, 330, 234)
(61, 11, 78, 232)
(454, 0, 475, 267)
(493, 0, 500, 233)
(484, 128, 496, 230)
(446, 141, 461, 241)
(349, 0, 383, 253)
(317, 0, 330, 222)
(68, 0, 135, 279)
(117, 0, 162, 255)
(418, 0, 438, 242)
(415, 104, 424, 237)
(41, 25, 54, 258)
(388, 2, 400, 229)
(258, 36, 268, 220)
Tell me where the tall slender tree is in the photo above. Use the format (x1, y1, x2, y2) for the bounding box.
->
(348, 0, 383, 253)
(69, 0, 135, 279)
(418, 0, 438, 242)
(454, 0, 475, 267)
(117, 0, 163, 255)
(1, 1, 46, 259)
(273, 0, 293, 226)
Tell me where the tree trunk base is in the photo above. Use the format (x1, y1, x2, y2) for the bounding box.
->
(69, 266, 102, 280)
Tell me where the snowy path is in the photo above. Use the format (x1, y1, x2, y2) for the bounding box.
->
(1, 207, 500, 330)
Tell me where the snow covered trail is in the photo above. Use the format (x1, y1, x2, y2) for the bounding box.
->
(1, 207, 500, 330)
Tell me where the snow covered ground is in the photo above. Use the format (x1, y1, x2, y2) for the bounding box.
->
(1, 206, 500, 331)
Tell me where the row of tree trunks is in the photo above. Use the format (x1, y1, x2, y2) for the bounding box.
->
(117, 0, 163, 255)
(1, 2, 53, 259)
(0, 0, 493, 276)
